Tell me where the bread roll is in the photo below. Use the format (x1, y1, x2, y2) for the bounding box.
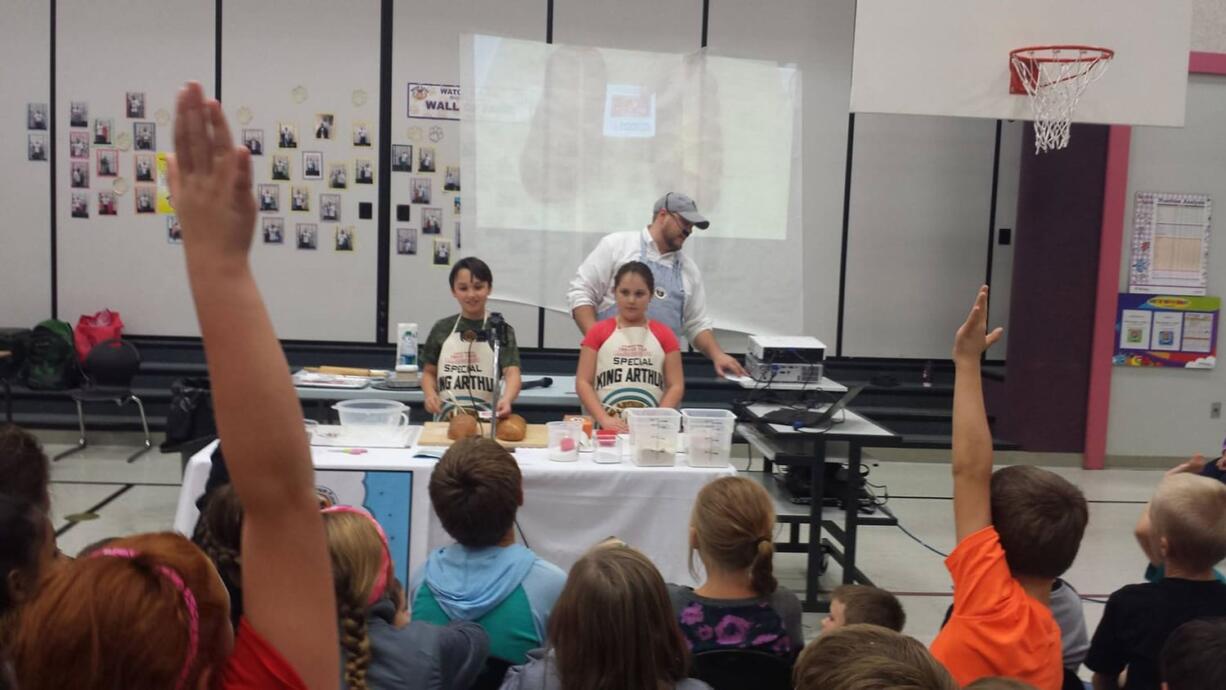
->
(496, 414, 527, 442)
(448, 413, 480, 440)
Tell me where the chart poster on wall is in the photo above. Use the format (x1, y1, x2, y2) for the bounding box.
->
(1114, 294, 1220, 369)
(314, 469, 412, 582)
(1129, 192, 1212, 296)
(408, 83, 460, 121)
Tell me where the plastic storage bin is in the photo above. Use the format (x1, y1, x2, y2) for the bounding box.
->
(547, 420, 583, 462)
(626, 408, 681, 466)
(681, 409, 736, 468)
(332, 400, 409, 429)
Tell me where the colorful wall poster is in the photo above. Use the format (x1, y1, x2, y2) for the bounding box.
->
(1114, 294, 1220, 369)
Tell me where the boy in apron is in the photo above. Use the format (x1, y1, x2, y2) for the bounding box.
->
(576, 261, 685, 432)
(420, 258, 522, 421)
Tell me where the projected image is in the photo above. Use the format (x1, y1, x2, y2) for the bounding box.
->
(603, 85, 655, 138)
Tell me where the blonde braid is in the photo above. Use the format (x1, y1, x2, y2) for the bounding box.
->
(338, 599, 372, 690)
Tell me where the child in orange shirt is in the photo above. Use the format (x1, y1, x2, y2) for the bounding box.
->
(929, 287, 1089, 690)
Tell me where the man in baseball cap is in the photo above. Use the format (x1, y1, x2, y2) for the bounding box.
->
(566, 192, 747, 378)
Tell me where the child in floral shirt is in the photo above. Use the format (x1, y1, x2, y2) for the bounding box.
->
(668, 477, 803, 658)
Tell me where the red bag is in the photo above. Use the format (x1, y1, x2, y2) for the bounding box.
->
(73, 310, 125, 361)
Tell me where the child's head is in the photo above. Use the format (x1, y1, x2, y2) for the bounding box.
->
(689, 476, 777, 595)
(191, 484, 245, 627)
(613, 261, 655, 322)
(0, 425, 51, 512)
(822, 584, 906, 633)
(794, 624, 958, 690)
(323, 507, 393, 690)
(1, 496, 56, 633)
(549, 545, 689, 689)
(1149, 473, 1226, 573)
(448, 257, 492, 315)
(430, 437, 522, 547)
(990, 465, 1088, 579)
(1161, 617, 1226, 690)
(12, 532, 232, 690)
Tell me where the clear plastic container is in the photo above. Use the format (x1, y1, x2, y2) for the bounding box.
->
(593, 430, 621, 464)
(332, 399, 410, 428)
(547, 420, 583, 462)
(681, 408, 736, 468)
(626, 408, 681, 466)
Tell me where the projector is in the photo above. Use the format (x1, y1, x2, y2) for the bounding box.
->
(748, 336, 826, 364)
(745, 336, 826, 385)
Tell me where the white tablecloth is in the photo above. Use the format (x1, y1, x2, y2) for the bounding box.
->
(174, 438, 735, 586)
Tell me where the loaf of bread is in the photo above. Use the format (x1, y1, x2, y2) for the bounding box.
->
(496, 414, 527, 442)
(447, 413, 480, 440)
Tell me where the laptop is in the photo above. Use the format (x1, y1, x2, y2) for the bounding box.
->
(760, 385, 865, 429)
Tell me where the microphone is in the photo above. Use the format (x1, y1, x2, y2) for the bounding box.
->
(521, 377, 554, 390)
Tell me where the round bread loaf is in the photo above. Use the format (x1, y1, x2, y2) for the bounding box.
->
(447, 413, 480, 440)
(496, 414, 527, 442)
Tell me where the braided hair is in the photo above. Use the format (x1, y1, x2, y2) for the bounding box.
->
(322, 511, 387, 690)
(191, 484, 243, 627)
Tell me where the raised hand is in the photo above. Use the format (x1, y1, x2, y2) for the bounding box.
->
(168, 81, 256, 266)
(953, 285, 1004, 363)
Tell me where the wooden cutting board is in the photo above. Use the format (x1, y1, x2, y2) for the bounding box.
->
(417, 421, 550, 448)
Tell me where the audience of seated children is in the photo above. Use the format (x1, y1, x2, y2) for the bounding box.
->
(10, 82, 340, 690)
(1085, 473, 1226, 690)
(411, 437, 566, 666)
(1159, 618, 1226, 690)
(793, 623, 959, 690)
(668, 476, 802, 658)
(820, 584, 905, 633)
(929, 286, 1090, 690)
(322, 506, 489, 690)
(500, 543, 712, 690)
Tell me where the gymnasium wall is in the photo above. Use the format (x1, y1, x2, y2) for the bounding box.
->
(6, 0, 1014, 358)
(1106, 74, 1226, 458)
(0, 0, 52, 328)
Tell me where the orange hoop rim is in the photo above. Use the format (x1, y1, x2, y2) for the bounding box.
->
(1010, 44, 1115, 63)
(1009, 45, 1114, 95)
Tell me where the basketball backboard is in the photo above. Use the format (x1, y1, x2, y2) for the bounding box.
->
(850, 0, 1192, 127)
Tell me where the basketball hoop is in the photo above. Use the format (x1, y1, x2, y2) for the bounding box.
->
(1009, 45, 1114, 153)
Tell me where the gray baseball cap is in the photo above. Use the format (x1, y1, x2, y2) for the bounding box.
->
(654, 192, 710, 229)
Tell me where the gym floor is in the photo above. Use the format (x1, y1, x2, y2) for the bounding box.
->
(37, 431, 1168, 678)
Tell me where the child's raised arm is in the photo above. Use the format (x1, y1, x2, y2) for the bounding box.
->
(951, 286, 1004, 544)
(170, 82, 338, 690)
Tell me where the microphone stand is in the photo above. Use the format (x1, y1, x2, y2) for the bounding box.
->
(483, 313, 508, 440)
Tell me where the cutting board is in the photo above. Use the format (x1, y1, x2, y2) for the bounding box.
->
(417, 421, 549, 449)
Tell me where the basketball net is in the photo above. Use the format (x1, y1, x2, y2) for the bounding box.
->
(1010, 46, 1114, 153)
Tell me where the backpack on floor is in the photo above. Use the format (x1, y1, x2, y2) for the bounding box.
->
(24, 319, 80, 390)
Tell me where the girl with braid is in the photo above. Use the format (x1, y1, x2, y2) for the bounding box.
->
(667, 476, 802, 659)
(193, 484, 245, 629)
(322, 507, 489, 690)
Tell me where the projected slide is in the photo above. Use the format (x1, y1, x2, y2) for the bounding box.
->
(464, 34, 798, 241)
